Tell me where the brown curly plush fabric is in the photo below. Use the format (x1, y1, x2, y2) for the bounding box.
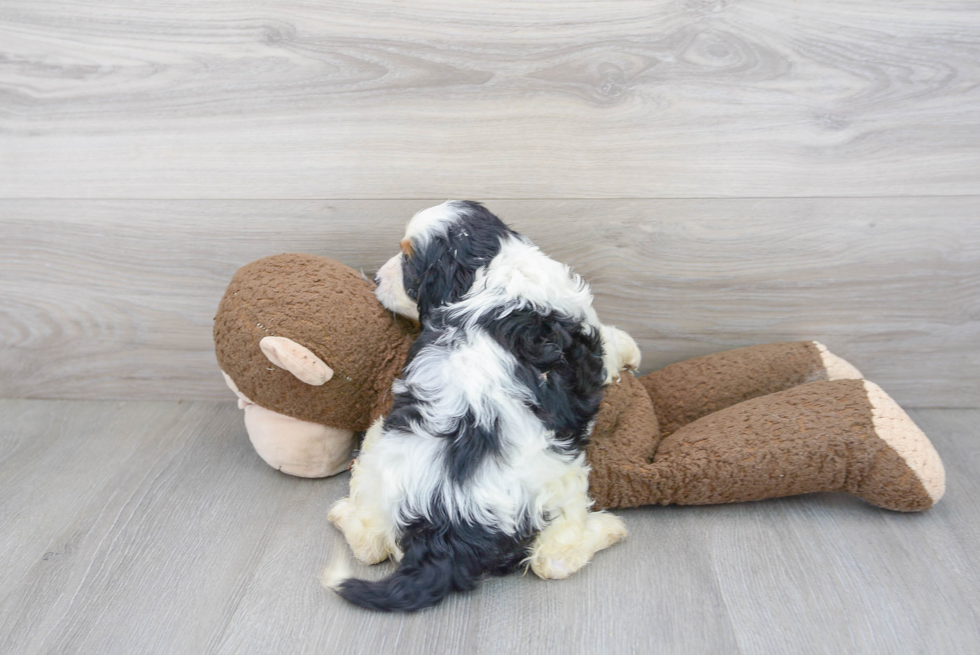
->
(585, 373, 661, 508)
(639, 341, 828, 438)
(591, 378, 936, 512)
(214, 254, 419, 431)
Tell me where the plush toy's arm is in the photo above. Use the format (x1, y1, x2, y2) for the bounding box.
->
(639, 341, 861, 437)
(596, 379, 944, 512)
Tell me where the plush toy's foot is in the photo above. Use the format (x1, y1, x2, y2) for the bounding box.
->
(859, 380, 945, 509)
(812, 341, 863, 380)
(222, 371, 356, 477)
(624, 378, 945, 512)
(529, 511, 627, 580)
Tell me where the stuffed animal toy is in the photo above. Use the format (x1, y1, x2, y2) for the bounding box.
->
(214, 253, 945, 512)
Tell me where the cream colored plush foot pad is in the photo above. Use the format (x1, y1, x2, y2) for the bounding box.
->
(864, 380, 946, 504)
(812, 341, 863, 380)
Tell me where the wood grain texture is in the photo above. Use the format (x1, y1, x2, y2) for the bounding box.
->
(0, 400, 977, 654)
(2, 0, 979, 198)
(1, 198, 977, 407)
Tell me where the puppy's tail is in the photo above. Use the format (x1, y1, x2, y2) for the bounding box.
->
(328, 521, 525, 612)
(329, 535, 474, 612)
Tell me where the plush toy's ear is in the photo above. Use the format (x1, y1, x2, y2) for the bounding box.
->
(260, 336, 334, 386)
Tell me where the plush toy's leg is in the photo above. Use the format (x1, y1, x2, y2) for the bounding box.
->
(222, 371, 356, 477)
(639, 341, 861, 437)
(327, 419, 402, 565)
(600, 379, 944, 512)
(528, 458, 628, 580)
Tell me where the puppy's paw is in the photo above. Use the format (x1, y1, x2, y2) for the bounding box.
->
(530, 555, 575, 580)
(586, 511, 628, 549)
(327, 497, 349, 525)
(529, 544, 594, 580)
(529, 511, 627, 580)
(327, 497, 391, 565)
(600, 325, 641, 384)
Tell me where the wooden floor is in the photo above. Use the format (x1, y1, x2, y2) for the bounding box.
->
(1, 398, 977, 654)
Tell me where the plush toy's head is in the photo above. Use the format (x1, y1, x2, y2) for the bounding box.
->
(215, 253, 420, 429)
(213, 253, 652, 481)
(214, 254, 420, 476)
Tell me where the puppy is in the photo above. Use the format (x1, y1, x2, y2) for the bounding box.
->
(327, 201, 640, 612)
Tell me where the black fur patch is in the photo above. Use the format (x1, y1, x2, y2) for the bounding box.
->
(335, 499, 533, 612)
(401, 201, 514, 321)
(441, 409, 503, 484)
(476, 306, 605, 455)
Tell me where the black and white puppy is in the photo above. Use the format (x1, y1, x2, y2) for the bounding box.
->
(327, 201, 640, 612)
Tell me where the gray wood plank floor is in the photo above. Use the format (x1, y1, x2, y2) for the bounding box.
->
(1, 399, 977, 655)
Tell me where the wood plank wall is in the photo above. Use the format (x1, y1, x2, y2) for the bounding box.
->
(1, 1, 978, 407)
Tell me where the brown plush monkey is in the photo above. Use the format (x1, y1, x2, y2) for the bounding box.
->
(214, 254, 944, 512)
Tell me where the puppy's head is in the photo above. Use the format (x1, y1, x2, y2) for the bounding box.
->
(374, 201, 512, 322)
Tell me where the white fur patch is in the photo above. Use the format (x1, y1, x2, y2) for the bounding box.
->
(403, 201, 465, 249)
(374, 253, 420, 321)
(319, 550, 352, 591)
(451, 234, 600, 328)
(599, 325, 641, 383)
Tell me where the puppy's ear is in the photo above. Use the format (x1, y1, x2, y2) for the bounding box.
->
(402, 228, 471, 320)
(405, 205, 511, 319)
(415, 247, 466, 319)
